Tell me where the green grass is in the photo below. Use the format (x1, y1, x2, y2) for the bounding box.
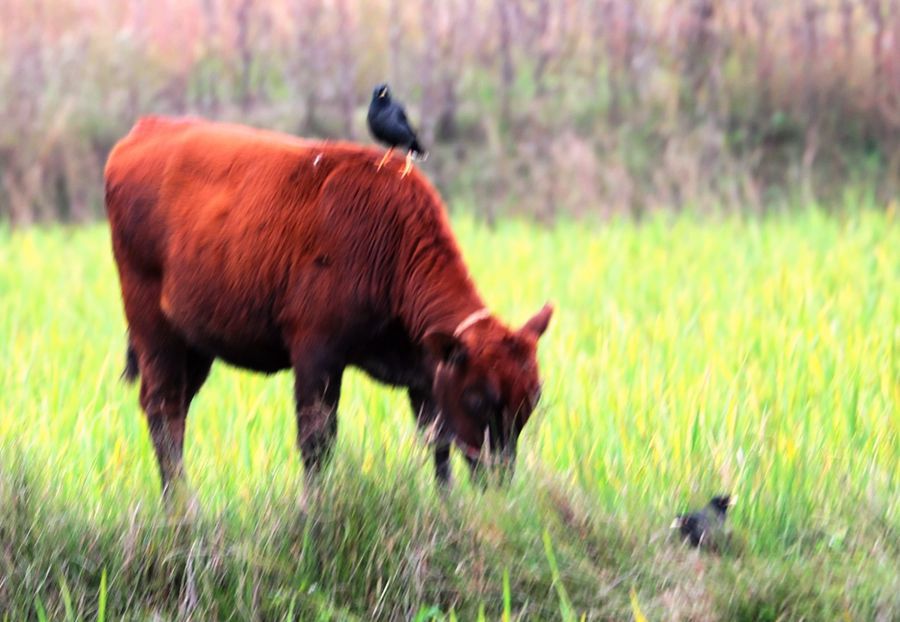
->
(1, 209, 898, 620)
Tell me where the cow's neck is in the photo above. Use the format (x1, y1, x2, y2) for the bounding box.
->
(396, 240, 486, 343)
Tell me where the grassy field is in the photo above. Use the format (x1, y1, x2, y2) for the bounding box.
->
(0, 209, 898, 620)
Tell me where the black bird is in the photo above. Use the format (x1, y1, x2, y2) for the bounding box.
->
(367, 83, 427, 178)
(671, 495, 736, 549)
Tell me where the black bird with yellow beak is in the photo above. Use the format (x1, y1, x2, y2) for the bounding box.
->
(367, 83, 427, 178)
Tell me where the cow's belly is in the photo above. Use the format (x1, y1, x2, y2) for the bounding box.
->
(193, 335, 291, 374)
(161, 275, 291, 374)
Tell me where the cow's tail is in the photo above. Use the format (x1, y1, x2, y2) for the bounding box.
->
(122, 334, 139, 383)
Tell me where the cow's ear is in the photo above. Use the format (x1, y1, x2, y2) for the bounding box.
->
(520, 302, 553, 338)
(424, 331, 468, 368)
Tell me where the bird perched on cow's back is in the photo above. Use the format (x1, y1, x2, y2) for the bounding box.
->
(671, 494, 735, 550)
(367, 83, 427, 178)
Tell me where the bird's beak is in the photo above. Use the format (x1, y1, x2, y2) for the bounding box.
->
(729, 495, 738, 506)
(670, 518, 682, 529)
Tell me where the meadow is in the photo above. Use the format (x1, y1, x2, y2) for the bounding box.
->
(0, 207, 898, 620)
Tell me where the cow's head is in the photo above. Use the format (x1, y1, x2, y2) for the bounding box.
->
(425, 303, 553, 483)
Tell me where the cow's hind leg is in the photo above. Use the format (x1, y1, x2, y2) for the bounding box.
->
(140, 344, 211, 498)
(137, 342, 191, 497)
(124, 286, 209, 506)
(409, 388, 452, 486)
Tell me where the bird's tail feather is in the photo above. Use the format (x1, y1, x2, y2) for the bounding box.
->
(410, 139, 428, 161)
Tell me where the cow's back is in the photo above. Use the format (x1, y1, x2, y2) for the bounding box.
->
(105, 116, 376, 274)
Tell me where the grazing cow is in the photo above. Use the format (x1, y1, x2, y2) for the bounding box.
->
(104, 116, 552, 497)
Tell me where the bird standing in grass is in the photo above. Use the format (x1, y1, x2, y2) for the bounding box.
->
(671, 495, 736, 549)
(367, 83, 427, 178)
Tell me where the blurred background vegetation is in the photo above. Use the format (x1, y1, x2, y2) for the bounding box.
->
(2, 0, 899, 225)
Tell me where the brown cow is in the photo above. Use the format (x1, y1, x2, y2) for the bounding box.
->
(104, 116, 552, 497)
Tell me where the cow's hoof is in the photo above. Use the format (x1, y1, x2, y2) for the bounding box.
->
(163, 481, 200, 523)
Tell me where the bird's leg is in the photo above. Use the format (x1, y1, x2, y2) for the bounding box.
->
(377, 147, 394, 170)
(400, 151, 413, 178)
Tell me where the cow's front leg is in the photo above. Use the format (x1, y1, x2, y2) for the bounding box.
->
(294, 358, 343, 477)
(408, 387, 452, 486)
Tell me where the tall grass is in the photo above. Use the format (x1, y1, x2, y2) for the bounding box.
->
(0, 207, 898, 619)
